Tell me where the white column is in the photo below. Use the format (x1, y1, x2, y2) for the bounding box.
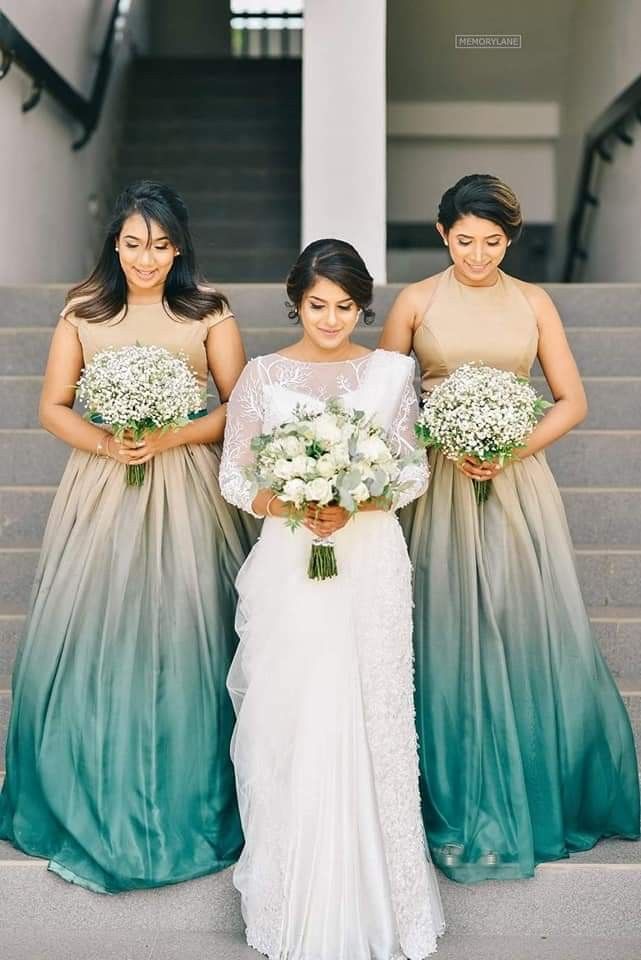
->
(302, 0, 387, 282)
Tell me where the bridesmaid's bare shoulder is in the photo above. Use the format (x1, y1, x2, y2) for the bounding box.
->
(509, 275, 559, 328)
(393, 272, 445, 330)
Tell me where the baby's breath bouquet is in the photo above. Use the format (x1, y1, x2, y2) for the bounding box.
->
(415, 363, 551, 504)
(246, 399, 414, 580)
(76, 344, 205, 486)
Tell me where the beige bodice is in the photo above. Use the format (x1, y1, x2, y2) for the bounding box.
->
(413, 265, 539, 393)
(63, 300, 233, 391)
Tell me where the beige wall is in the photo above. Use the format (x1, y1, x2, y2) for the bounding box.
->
(387, 0, 574, 102)
(556, 0, 641, 280)
(0, 1, 149, 284)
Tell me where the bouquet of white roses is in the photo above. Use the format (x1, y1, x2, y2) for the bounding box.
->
(76, 344, 205, 486)
(415, 362, 551, 504)
(246, 398, 414, 580)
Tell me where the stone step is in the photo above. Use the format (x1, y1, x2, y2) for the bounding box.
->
(125, 119, 300, 145)
(190, 219, 300, 248)
(118, 166, 300, 193)
(2, 931, 641, 960)
(0, 537, 638, 613)
(0, 427, 639, 488)
(0, 592, 638, 681)
(531, 376, 641, 429)
(121, 142, 298, 164)
(0, 591, 637, 676)
(2, 284, 641, 330)
(1, 483, 639, 549)
(592, 608, 641, 677)
(0, 829, 639, 938)
(1, 326, 639, 377)
(128, 99, 299, 123)
(1, 375, 633, 431)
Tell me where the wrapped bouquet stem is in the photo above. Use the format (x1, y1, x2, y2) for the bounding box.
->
(246, 399, 416, 581)
(415, 363, 552, 505)
(76, 344, 205, 486)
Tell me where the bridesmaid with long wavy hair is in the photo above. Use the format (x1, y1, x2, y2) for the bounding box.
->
(380, 173, 640, 884)
(0, 180, 256, 893)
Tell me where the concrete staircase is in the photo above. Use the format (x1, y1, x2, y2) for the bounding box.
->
(114, 58, 301, 282)
(0, 282, 640, 958)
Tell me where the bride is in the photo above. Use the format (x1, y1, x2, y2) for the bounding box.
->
(219, 239, 445, 960)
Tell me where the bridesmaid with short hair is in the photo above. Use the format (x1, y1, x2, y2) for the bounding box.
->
(0, 180, 256, 892)
(380, 173, 640, 883)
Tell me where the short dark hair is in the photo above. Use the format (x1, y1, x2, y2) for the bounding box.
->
(437, 174, 523, 242)
(285, 239, 375, 323)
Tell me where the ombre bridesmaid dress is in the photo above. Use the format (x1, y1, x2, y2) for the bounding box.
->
(402, 265, 640, 883)
(0, 300, 258, 893)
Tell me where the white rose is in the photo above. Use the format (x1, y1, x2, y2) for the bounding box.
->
(291, 454, 313, 477)
(357, 435, 390, 463)
(273, 458, 295, 481)
(312, 413, 343, 445)
(305, 477, 334, 505)
(316, 454, 336, 478)
(283, 435, 304, 458)
(350, 481, 371, 503)
(281, 478, 306, 506)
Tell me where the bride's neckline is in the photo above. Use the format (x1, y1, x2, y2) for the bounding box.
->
(272, 349, 373, 367)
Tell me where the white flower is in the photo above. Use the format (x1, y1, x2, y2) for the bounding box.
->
(305, 477, 334, 505)
(283, 435, 304, 458)
(290, 454, 314, 478)
(281, 478, 306, 506)
(357, 435, 391, 463)
(311, 413, 343, 445)
(316, 454, 337, 478)
(350, 481, 370, 503)
(76, 345, 203, 433)
(273, 458, 296, 481)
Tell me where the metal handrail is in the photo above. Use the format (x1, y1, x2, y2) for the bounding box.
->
(562, 72, 641, 281)
(0, 3, 121, 149)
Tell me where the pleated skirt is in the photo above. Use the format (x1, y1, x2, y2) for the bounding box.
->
(0, 443, 258, 893)
(402, 449, 640, 883)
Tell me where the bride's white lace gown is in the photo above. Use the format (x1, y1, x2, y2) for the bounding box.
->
(220, 349, 445, 960)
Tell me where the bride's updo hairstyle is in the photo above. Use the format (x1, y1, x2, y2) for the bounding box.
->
(437, 174, 523, 242)
(286, 238, 376, 324)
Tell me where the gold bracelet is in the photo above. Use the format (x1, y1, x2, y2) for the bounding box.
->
(96, 437, 106, 457)
(266, 494, 278, 518)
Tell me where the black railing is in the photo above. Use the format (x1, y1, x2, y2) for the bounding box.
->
(0, 3, 122, 149)
(563, 72, 641, 281)
(231, 11, 303, 58)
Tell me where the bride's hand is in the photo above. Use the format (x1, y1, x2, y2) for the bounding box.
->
(304, 504, 351, 538)
(457, 456, 503, 480)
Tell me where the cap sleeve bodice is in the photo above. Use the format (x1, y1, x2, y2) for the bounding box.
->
(62, 300, 232, 390)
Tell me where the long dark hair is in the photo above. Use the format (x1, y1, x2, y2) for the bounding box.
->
(437, 174, 523, 241)
(65, 180, 229, 323)
(286, 239, 376, 323)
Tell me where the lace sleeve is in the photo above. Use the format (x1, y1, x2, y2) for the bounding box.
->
(219, 359, 265, 516)
(389, 367, 429, 510)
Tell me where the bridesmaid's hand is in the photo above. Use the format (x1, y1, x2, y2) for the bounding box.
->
(457, 456, 504, 480)
(106, 434, 145, 465)
(304, 504, 351, 538)
(123, 428, 181, 465)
